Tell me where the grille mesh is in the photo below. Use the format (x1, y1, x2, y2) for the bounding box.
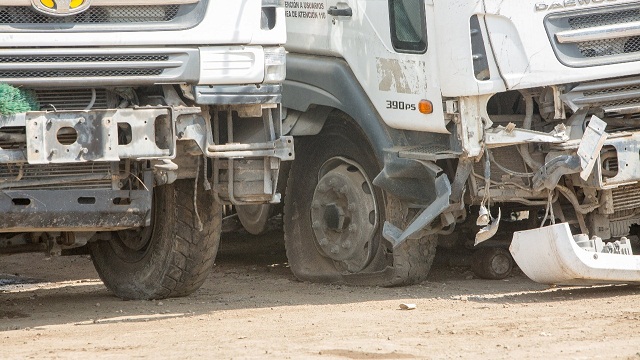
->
(568, 7, 640, 59)
(567, 9, 640, 30)
(0, 68, 163, 79)
(0, 6, 180, 25)
(547, 4, 640, 65)
(0, 54, 169, 63)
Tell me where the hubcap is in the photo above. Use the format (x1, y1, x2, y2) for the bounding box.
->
(310, 158, 377, 272)
(490, 253, 512, 276)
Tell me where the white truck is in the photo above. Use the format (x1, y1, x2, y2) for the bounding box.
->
(0, 0, 292, 299)
(258, 0, 640, 285)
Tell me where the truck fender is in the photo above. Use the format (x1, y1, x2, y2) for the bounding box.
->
(283, 53, 405, 163)
(283, 53, 451, 211)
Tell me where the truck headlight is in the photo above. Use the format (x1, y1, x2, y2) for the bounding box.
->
(264, 46, 286, 83)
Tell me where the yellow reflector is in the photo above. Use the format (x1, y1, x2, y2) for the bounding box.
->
(418, 100, 433, 114)
(70, 0, 85, 8)
(40, 0, 55, 9)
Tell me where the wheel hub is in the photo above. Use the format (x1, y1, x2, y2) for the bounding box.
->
(310, 161, 376, 272)
(490, 253, 512, 275)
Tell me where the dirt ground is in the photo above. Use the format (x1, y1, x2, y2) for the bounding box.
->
(2, 228, 640, 360)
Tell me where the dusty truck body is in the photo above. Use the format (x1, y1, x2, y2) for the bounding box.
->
(0, 0, 292, 299)
(253, 0, 640, 285)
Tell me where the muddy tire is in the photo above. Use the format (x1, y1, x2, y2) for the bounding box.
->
(284, 115, 437, 286)
(89, 178, 221, 300)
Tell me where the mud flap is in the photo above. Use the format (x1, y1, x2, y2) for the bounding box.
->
(510, 223, 640, 285)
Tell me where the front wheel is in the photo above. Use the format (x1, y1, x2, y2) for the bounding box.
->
(89, 177, 221, 300)
(284, 116, 437, 286)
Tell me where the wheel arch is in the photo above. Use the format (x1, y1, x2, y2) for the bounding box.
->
(283, 53, 408, 164)
(282, 53, 451, 209)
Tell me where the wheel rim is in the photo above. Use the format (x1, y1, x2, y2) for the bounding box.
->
(310, 157, 377, 273)
(490, 253, 512, 276)
(116, 227, 153, 252)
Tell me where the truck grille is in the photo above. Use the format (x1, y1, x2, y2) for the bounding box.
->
(0, 163, 113, 190)
(546, 3, 640, 67)
(0, 1, 206, 32)
(35, 88, 111, 111)
(0, 6, 180, 24)
(562, 75, 640, 115)
(0, 48, 199, 86)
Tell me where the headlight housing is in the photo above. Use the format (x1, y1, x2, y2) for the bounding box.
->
(263, 46, 286, 83)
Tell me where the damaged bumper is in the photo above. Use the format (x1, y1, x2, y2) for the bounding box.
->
(0, 102, 294, 231)
(511, 223, 640, 286)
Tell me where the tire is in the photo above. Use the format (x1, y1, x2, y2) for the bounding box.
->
(236, 204, 272, 235)
(89, 177, 221, 300)
(283, 115, 437, 286)
(471, 247, 513, 280)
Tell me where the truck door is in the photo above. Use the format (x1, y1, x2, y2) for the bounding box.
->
(285, 0, 332, 53)
(328, 0, 448, 133)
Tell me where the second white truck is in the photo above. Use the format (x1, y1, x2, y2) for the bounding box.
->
(248, 0, 640, 285)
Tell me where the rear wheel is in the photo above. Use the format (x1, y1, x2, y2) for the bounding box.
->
(284, 116, 437, 286)
(89, 177, 221, 300)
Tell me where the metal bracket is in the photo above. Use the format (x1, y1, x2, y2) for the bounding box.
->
(382, 172, 452, 249)
(577, 115, 608, 181)
(25, 108, 178, 164)
(206, 136, 294, 160)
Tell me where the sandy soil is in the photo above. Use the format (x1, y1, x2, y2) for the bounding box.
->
(2, 229, 640, 359)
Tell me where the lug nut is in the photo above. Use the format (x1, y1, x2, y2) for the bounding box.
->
(319, 238, 329, 246)
(81, 148, 88, 154)
(341, 240, 352, 249)
(330, 245, 340, 254)
(348, 224, 357, 233)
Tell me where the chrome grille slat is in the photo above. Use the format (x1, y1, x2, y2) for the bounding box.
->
(546, 4, 640, 67)
(562, 75, 640, 114)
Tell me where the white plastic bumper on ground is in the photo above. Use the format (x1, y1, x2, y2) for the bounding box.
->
(510, 223, 640, 286)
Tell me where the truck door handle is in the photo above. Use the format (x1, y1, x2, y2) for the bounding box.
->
(328, 6, 352, 17)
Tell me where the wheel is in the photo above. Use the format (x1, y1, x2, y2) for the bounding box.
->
(89, 177, 221, 300)
(236, 204, 272, 235)
(471, 247, 514, 280)
(283, 115, 437, 286)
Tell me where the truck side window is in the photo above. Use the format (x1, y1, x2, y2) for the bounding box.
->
(388, 0, 427, 53)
